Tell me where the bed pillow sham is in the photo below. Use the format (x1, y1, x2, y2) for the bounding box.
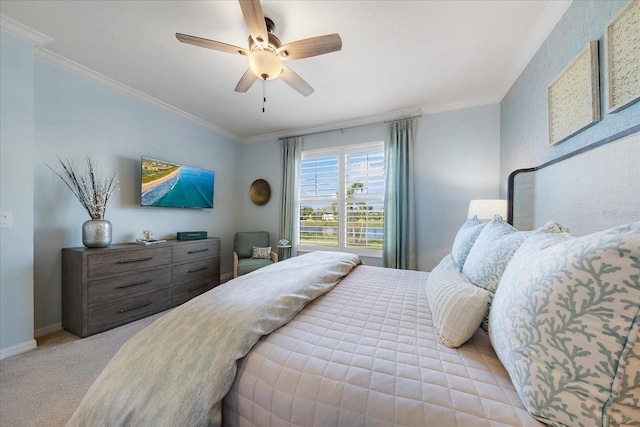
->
(461, 215, 530, 329)
(426, 254, 490, 348)
(489, 221, 640, 426)
(450, 215, 486, 270)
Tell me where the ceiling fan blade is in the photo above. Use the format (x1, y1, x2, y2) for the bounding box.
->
(280, 66, 314, 96)
(234, 69, 259, 93)
(238, 0, 269, 47)
(277, 34, 342, 60)
(176, 33, 248, 56)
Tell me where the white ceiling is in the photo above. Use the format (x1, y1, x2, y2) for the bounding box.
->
(0, 0, 571, 142)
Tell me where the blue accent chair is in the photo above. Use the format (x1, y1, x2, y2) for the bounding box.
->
(233, 231, 278, 278)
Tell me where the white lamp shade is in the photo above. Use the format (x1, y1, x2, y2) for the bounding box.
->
(248, 50, 283, 80)
(467, 199, 507, 221)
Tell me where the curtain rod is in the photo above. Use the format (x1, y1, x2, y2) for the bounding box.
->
(384, 114, 422, 124)
(279, 113, 423, 141)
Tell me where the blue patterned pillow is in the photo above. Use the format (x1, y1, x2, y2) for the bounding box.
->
(461, 215, 530, 329)
(450, 216, 486, 270)
(489, 221, 640, 426)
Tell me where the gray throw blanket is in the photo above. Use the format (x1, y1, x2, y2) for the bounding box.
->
(66, 251, 361, 426)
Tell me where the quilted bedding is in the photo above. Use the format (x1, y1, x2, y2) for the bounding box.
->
(66, 251, 361, 427)
(223, 265, 543, 426)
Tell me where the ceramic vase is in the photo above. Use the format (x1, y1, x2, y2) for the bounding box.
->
(82, 219, 112, 248)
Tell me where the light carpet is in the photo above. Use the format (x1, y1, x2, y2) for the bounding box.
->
(0, 310, 170, 427)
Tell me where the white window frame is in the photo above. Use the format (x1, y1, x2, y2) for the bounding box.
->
(298, 141, 384, 258)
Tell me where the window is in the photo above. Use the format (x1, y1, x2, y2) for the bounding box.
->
(298, 142, 385, 257)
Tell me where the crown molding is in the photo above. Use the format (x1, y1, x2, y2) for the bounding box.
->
(419, 96, 502, 117)
(1, 14, 241, 142)
(496, 0, 573, 101)
(239, 106, 425, 143)
(34, 48, 242, 142)
(240, 96, 507, 144)
(0, 14, 52, 45)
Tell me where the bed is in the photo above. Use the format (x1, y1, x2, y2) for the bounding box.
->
(66, 126, 640, 427)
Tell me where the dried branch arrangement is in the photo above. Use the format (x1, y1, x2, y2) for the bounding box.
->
(48, 157, 118, 220)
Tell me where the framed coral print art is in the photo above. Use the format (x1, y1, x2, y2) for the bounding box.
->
(605, 0, 640, 113)
(547, 41, 601, 146)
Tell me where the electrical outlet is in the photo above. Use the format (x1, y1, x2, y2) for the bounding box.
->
(0, 211, 13, 228)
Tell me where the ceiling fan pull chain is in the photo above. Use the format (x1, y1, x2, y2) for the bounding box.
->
(262, 78, 267, 113)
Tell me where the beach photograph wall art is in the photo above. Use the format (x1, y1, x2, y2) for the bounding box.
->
(140, 157, 215, 208)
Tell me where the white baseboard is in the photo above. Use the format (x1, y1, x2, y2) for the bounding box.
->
(34, 322, 62, 338)
(0, 339, 37, 360)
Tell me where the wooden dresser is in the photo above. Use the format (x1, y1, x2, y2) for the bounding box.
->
(62, 238, 220, 337)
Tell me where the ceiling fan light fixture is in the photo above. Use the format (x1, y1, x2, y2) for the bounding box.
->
(248, 49, 283, 80)
(177, 0, 341, 96)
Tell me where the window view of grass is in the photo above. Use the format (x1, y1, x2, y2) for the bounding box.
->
(299, 205, 383, 250)
(299, 145, 384, 251)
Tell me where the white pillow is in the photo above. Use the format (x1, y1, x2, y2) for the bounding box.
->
(489, 221, 640, 426)
(426, 254, 490, 348)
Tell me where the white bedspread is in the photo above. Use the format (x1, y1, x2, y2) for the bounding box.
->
(66, 251, 361, 427)
(223, 265, 543, 426)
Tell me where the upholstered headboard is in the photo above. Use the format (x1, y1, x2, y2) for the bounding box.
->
(508, 125, 640, 236)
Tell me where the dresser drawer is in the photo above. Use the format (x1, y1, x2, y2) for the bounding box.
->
(87, 288, 171, 333)
(63, 238, 221, 337)
(173, 240, 219, 263)
(87, 246, 172, 278)
(87, 267, 172, 307)
(173, 257, 220, 285)
(172, 276, 219, 306)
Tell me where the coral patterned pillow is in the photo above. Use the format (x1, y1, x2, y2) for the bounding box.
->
(461, 215, 530, 329)
(489, 221, 640, 426)
(450, 216, 486, 270)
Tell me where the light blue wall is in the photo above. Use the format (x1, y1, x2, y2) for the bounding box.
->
(416, 104, 501, 269)
(237, 140, 282, 251)
(240, 104, 502, 271)
(0, 32, 36, 357)
(32, 60, 242, 331)
(500, 0, 640, 192)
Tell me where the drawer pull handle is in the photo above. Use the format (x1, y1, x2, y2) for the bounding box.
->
(188, 283, 209, 292)
(188, 248, 209, 254)
(117, 257, 153, 264)
(118, 302, 151, 313)
(119, 279, 152, 289)
(188, 266, 208, 273)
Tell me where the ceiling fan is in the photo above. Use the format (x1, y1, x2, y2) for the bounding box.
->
(176, 0, 342, 98)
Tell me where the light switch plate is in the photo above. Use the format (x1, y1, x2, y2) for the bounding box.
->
(0, 211, 13, 228)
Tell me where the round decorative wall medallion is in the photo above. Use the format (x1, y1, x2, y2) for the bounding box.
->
(249, 179, 271, 205)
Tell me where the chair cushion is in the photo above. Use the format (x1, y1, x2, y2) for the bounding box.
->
(234, 232, 270, 259)
(237, 258, 274, 276)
